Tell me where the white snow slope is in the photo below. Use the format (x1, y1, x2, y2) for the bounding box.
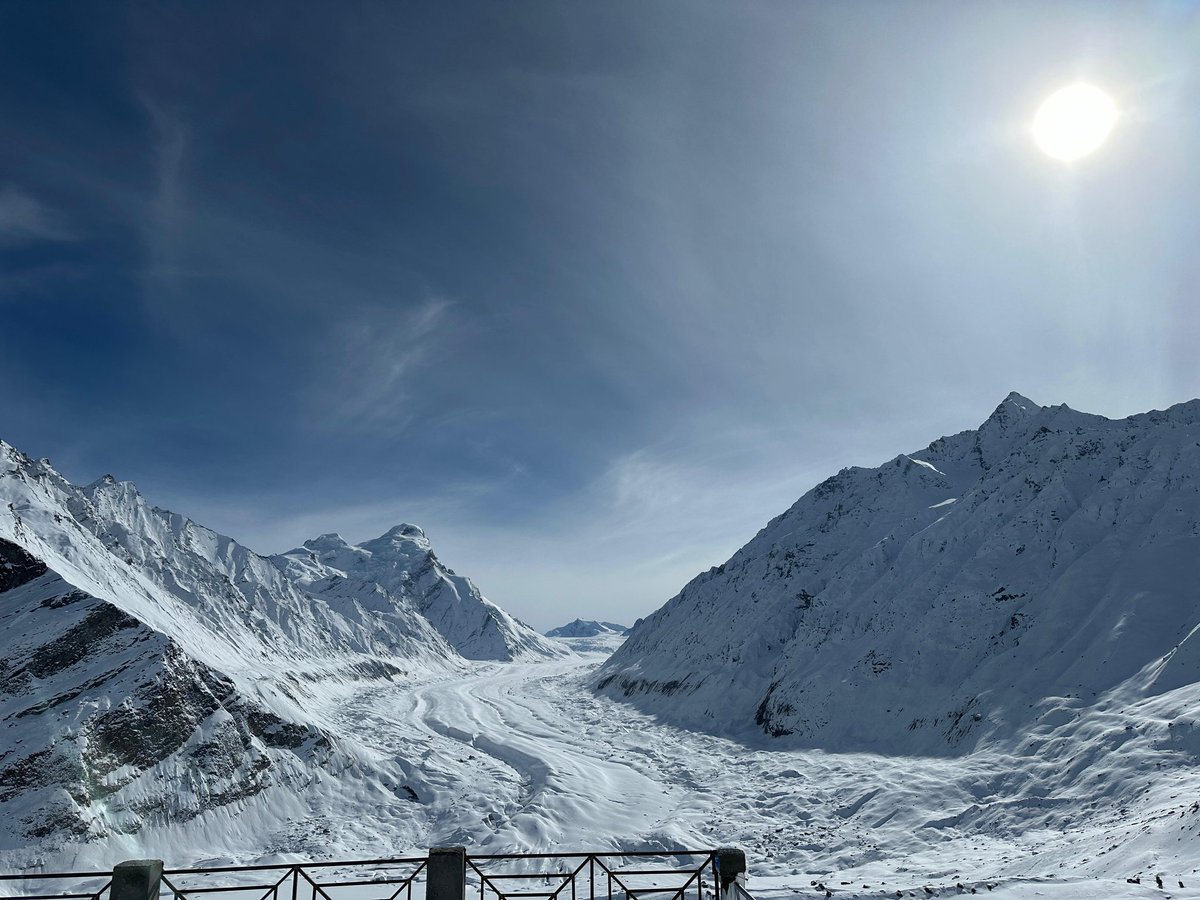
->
(597, 393, 1200, 756)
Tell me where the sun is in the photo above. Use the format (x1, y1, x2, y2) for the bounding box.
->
(1031, 83, 1118, 162)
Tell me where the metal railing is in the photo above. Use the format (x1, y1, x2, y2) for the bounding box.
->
(160, 857, 428, 900)
(465, 850, 716, 900)
(0, 850, 731, 900)
(0, 872, 111, 900)
(0, 859, 428, 900)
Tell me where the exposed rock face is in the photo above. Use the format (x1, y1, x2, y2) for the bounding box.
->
(0, 558, 334, 844)
(597, 393, 1200, 754)
(0, 538, 46, 592)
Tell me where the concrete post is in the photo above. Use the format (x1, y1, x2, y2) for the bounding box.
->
(428, 847, 466, 900)
(111, 860, 163, 900)
(715, 848, 746, 900)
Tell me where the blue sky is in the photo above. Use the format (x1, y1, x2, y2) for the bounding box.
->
(2, 2, 1198, 629)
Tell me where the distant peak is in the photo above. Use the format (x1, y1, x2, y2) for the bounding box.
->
(84, 473, 140, 496)
(1003, 391, 1039, 410)
(356, 524, 431, 558)
(382, 523, 426, 540)
(304, 532, 349, 550)
(983, 391, 1042, 429)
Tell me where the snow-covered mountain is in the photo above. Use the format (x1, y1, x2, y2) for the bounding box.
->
(0, 440, 558, 853)
(272, 528, 564, 661)
(545, 619, 630, 638)
(597, 393, 1200, 753)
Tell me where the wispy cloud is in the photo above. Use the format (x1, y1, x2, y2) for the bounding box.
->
(311, 298, 455, 429)
(0, 185, 72, 245)
(140, 100, 190, 292)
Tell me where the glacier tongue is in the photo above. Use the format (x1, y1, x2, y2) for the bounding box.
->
(596, 393, 1200, 754)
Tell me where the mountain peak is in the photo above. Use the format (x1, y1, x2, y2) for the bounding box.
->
(382, 523, 425, 540)
(546, 619, 630, 638)
(1004, 390, 1038, 408)
(304, 532, 350, 552)
(82, 474, 143, 503)
(981, 391, 1042, 430)
(359, 524, 432, 560)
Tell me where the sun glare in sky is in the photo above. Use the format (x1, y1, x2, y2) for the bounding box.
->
(1032, 83, 1118, 161)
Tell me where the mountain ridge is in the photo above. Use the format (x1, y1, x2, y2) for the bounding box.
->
(0, 439, 558, 851)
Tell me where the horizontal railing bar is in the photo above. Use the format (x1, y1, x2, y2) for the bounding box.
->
(165, 866, 294, 876)
(0, 874, 112, 881)
(468, 852, 710, 861)
(0, 893, 105, 899)
(165, 859, 425, 876)
(300, 861, 427, 870)
(167, 885, 281, 894)
(311, 878, 421, 889)
(592, 870, 699, 877)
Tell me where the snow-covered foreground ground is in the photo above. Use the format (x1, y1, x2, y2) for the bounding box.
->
(6, 640, 1199, 900)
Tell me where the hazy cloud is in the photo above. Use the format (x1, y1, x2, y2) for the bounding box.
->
(313, 298, 455, 428)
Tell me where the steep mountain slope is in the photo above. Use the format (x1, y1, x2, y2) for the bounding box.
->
(545, 619, 630, 638)
(272, 528, 565, 661)
(596, 393, 1200, 753)
(0, 446, 464, 677)
(0, 537, 338, 847)
(0, 440, 553, 852)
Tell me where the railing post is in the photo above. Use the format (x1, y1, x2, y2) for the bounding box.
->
(428, 847, 466, 900)
(714, 849, 745, 900)
(111, 860, 164, 900)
